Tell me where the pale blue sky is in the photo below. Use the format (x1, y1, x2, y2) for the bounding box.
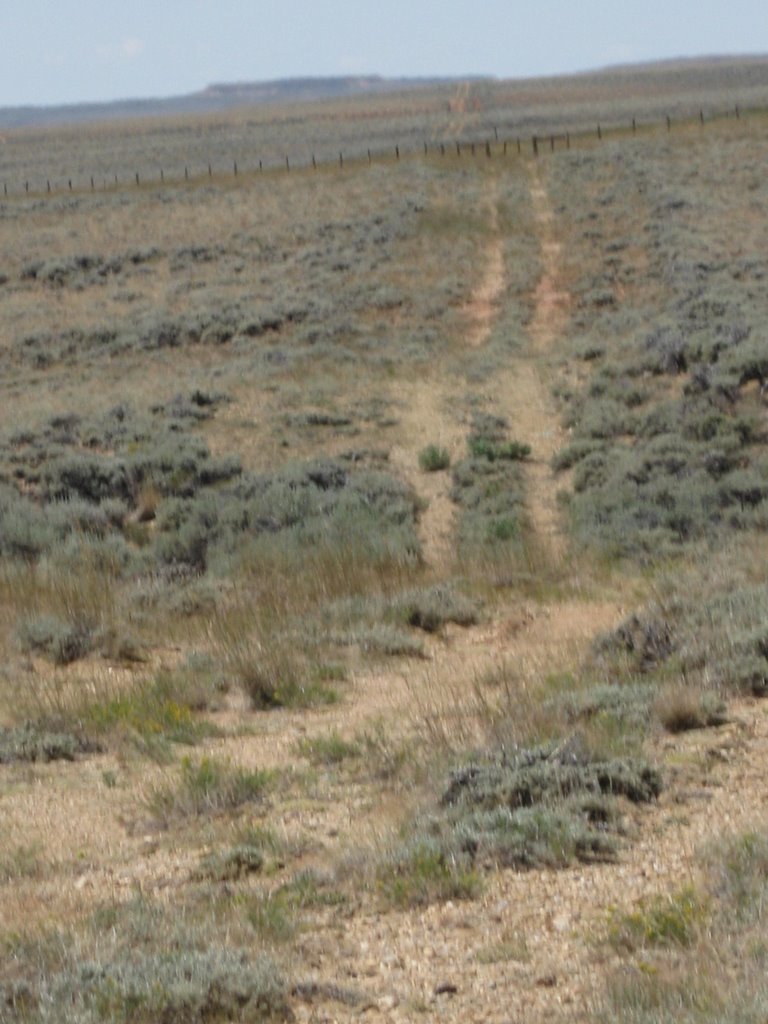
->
(1, 1, 766, 108)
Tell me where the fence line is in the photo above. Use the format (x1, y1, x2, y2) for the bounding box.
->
(0, 103, 757, 202)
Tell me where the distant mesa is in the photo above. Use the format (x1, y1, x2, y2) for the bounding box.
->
(1, 56, 767, 131)
(0, 75, 487, 131)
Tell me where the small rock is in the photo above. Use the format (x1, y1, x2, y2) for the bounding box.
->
(536, 974, 557, 988)
(434, 982, 458, 997)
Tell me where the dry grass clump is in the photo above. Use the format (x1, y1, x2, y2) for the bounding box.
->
(3, 662, 222, 764)
(418, 444, 451, 472)
(145, 755, 272, 824)
(652, 686, 727, 734)
(297, 731, 361, 767)
(599, 828, 768, 1022)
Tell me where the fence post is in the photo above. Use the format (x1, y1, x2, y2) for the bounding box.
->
(47, 180, 51, 192)
(424, 141, 428, 156)
(735, 104, 740, 119)
(68, 179, 72, 191)
(456, 141, 461, 156)
(208, 164, 212, 178)
(503, 140, 507, 155)
(517, 137, 521, 154)
(440, 143, 445, 156)
(550, 135, 555, 152)
(666, 115, 671, 131)
(485, 140, 491, 157)
(259, 160, 263, 172)
(312, 154, 317, 169)
(3, 183, 6, 196)
(632, 117, 636, 134)
(185, 166, 188, 181)
(700, 109, 704, 125)
(161, 169, 164, 183)
(135, 173, 139, 186)
(234, 160, 238, 177)
(25, 182, 29, 194)
(597, 124, 602, 140)
(395, 145, 399, 160)
(91, 176, 94, 190)
(532, 135, 538, 156)
(339, 152, 343, 168)
(471, 142, 475, 155)
(368, 148, 371, 164)
(285, 156, 290, 172)
(566, 132, 570, 149)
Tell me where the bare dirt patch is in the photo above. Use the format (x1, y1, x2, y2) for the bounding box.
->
(388, 379, 465, 576)
(463, 186, 505, 349)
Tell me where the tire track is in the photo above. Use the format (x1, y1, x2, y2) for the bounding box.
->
(488, 163, 571, 565)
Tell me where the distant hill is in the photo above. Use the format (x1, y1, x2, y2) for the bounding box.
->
(1, 56, 767, 132)
(0, 76, 486, 131)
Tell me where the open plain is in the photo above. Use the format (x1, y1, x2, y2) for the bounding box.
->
(2, 66, 768, 1022)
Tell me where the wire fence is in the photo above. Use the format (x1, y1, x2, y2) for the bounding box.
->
(0, 103, 754, 201)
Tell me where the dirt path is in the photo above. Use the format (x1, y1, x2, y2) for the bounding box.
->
(489, 163, 572, 565)
(528, 167, 572, 352)
(388, 180, 506, 574)
(464, 186, 505, 349)
(388, 380, 464, 576)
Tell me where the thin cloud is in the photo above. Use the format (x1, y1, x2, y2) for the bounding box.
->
(42, 50, 68, 70)
(94, 36, 145, 66)
(339, 53, 368, 75)
(121, 37, 144, 60)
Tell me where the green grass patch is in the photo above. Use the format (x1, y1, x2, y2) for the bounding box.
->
(418, 444, 451, 472)
(297, 731, 361, 767)
(608, 886, 706, 951)
(146, 756, 272, 823)
(378, 841, 482, 908)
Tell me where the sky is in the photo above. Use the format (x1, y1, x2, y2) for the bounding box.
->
(1, 1, 766, 108)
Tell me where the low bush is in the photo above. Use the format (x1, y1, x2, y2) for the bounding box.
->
(16, 614, 97, 665)
(607, 886, 705, 952)
(442, 743, 662, 811)
(0, 724, 99, 764)
(451, 452, 527, 555)
(146, 756, 272, 823)
(298, 732, 361, 767)
(196, 844, 265, 882)
(83, 672, 220, 758)
(0, 947, 289, 1023)
(330, 622, 427, 659)
(378, 840, 481, 908)
(594, 569, 768, 698)
(377, 739, 661, 907)
(600, 828, 768, 1022)
(390, 583, 480, 633)
(418, 444, 451, 472)
(653, 686, 727, 734)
